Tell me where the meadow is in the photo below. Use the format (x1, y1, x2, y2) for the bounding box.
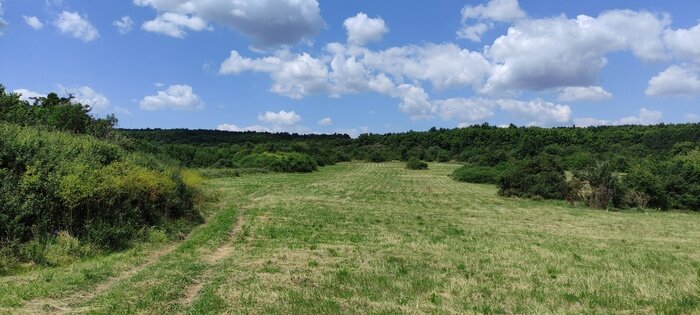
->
(1, 162, 698, 314)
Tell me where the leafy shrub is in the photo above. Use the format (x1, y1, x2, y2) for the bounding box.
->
(451, 164, 505, 184)
(237, 152, 317, 172)
(0, 123, 203, 253)
(405, 158, 428, 170)
(574, 161, 625, 209)
(622, 163, 668, 209)
(368, 150, 387, 163)
(499, 155, 571, 199)
(1, 86, 117, 138)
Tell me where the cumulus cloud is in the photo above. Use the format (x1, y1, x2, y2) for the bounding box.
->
(574, 108, 662, 127)
(220, 50, 331, 99)
(135, 0, 324, 47)
(344, 13, 388, 46)
(113, 16, 133, 34)
(665, 23, 700, 61)
(258, 110, 301, 126)
(142, 12, 210, 38)
(218, 7, 700, 125)
(12, 89, 45, 102)
(23, 16, 44, 30)
(484, 10, 669, 93)
(54, 11, 99, 42)
(458, 0, 525, 42)
(497, 99, 571, 126)
(362, 43, 492, 90)
(686, 113, 700, 122)
(139, 84, 204, 111)
(558, 86, 613, 102)
(318, 117, 333, 126)
(646, 65, 700, 97)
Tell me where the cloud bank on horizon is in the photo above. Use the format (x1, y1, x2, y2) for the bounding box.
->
(1, 0, 699, 135)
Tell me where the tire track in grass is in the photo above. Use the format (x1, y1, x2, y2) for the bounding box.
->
(20, 239, 184, 314)
(179, 215, 245, 308)
(18, 207, 241, 314)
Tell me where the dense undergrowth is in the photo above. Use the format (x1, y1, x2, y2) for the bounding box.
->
(0, 86, 204, 274)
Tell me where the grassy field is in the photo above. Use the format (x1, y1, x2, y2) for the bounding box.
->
(1, 162, 699, 314)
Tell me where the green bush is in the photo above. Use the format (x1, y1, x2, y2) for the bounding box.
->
(0, 123, 203, 253)
(499, 155, 571, 200)
(451, 164, 505, 184)
(405, 158, 428, 170)
(368, 150, 387, 163)
(1, 86, 117, 138)
(236, 152, 317, 173)
(574, 161, 625, 209)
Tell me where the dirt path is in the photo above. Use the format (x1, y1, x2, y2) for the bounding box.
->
(180, 216, 245, 307)
(20, 241, 182, 314)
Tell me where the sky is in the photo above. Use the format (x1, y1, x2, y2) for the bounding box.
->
(0, 0, 699, 136)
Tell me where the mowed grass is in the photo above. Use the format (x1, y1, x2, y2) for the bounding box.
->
(2, 162, 700, 314)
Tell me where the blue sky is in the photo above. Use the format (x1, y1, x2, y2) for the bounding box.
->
(0, 0, 699, 136)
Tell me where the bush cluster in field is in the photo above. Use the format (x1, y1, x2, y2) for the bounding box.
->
(405, 157, 428, 170)
(450, 150, 699, 211)
(0, 86, 203, 273)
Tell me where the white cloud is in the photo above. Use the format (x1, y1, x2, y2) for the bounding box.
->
(142, 12, 210, 38)
(12, 89, 44, 102)
(496, 99, 571, 126)
(317, 117, 333, 126)
(220, 50, 331, 99)
(686, 113, 699, 122)
(362, 43, 492, 90)
(64, 86, 111, 113)
(135, 0, 324, 47)
(23, 16, 44, 30)
(574, 108, 662, 126)
(113, 16, 133, 34)
(343, 13, 388, 46)
(461, 0, 526, 22)
(558, 86, 612, 102)
(139, 84, 204, 111)
(258, 110, 301, 126)
(433, 98, 496, 122)
(218, 8, 700, 124)
(646, 65, 700, 97)
(458, 0, 525, 42)
(396, 84, 433, 120)
(665, 23, 700, 61)
(457, 22, 491, 42)
(484, 10, 669, 93)
(217, 123, 270, 132)
(54, 11, 99, 42)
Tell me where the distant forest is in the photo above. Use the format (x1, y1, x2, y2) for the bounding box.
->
(120, 123, 700, 212)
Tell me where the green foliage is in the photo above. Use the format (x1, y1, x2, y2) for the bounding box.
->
(367, 150, 388, 163)
(0, 123, 203, 256)
(236, 152, 317, 173)
(574, 161, 625, 209)
(499, 155, 571, 200)
(0, 86, 117, 138)
(451, 164, 506, 184)
(405, 157, 428, 170)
